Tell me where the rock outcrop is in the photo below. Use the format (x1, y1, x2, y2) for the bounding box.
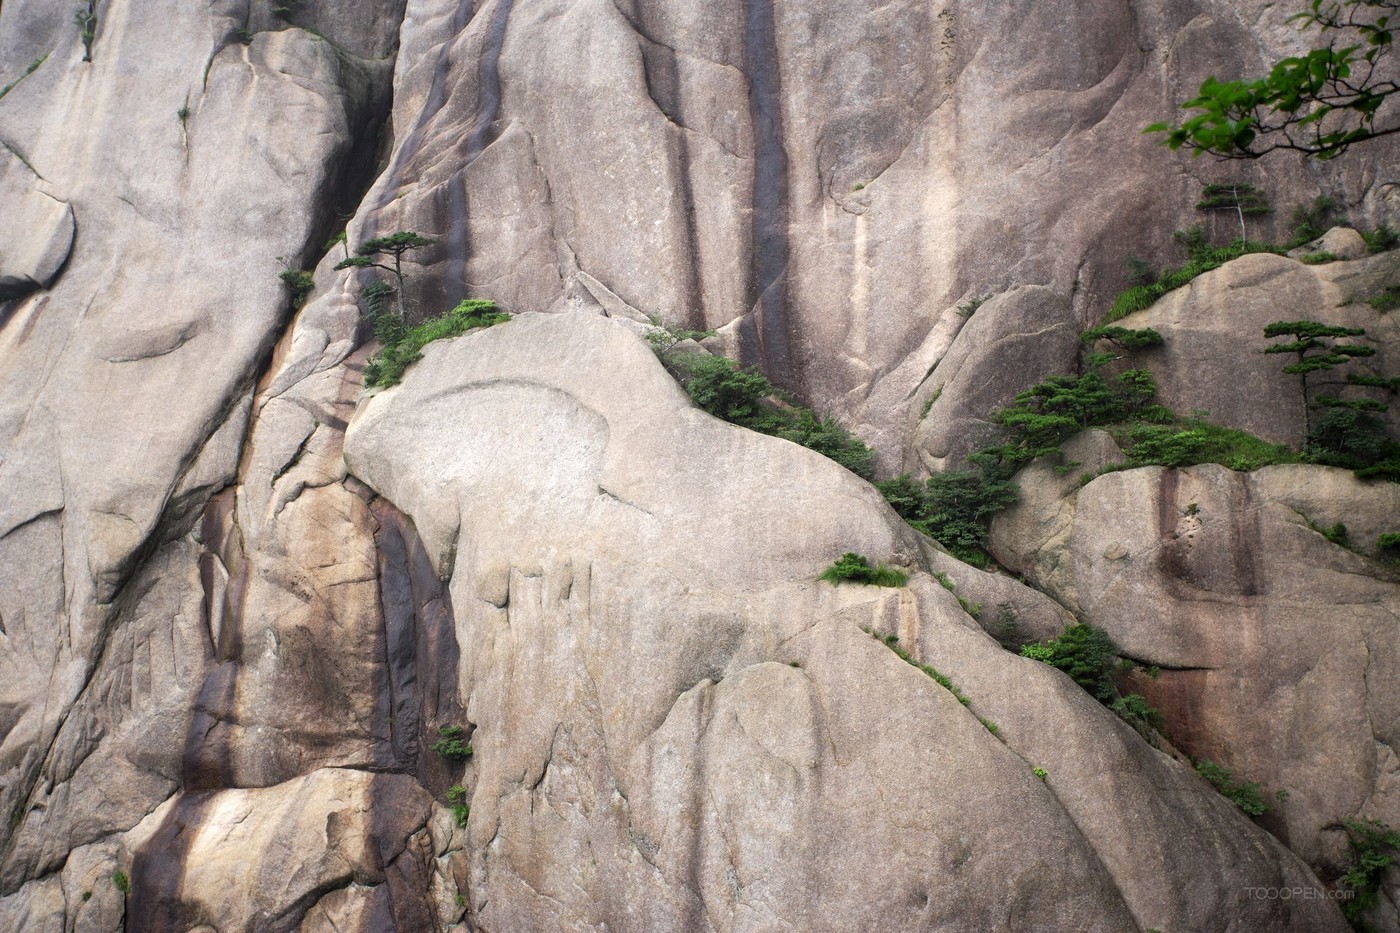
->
(342, 310, 1346, 931)
(992, 442, 1400, 917)
(2, 0, 1400, 928)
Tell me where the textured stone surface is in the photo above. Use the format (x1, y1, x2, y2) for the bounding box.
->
(2, 0, 1399, 928)
(1111, 250, 1400, 445)
(991, 459, 1400, 902)
(344, 310, 1346, 931)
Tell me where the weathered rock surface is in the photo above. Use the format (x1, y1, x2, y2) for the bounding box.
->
(992, 456, 1400, 908)
(2, 0, 1399, 928)
(344, 310, 1346, 931)
(1112, 249, 1400, 445)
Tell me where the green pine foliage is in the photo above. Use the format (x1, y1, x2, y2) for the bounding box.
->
(430, 725, 473, 761)
(818, 553, 907, 587)
(674, 354, 876, 479)
(363, 300, 508, 388)
(446, 784, 470, 826)
(279, 269, 315, 309)
(876, 465, 1018, 567)
(1080, 326, 1165, 353)
(1195, 760, 1270, 817)
(992, 369, 1157, 464)
(1020, 624, 1121, 702)
(1019, 623, 1165, 740)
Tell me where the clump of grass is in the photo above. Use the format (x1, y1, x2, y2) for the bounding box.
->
(1299, 251, 1342, 265)
(111, 871, 130, 893)
(446, 785, 470, 825)
(819, 553, 907, 587)
(364, 299, 508, 388)
(1105, 232, 1287, 323)
(1112, 417, 1301, 471)
(862, 627, 971, 705)
(1366, 285, 1400, 311)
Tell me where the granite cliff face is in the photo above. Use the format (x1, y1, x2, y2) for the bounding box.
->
(1, 0, 1398, 929)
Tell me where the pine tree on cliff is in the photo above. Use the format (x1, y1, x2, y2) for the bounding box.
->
(335, 231, 437, 320)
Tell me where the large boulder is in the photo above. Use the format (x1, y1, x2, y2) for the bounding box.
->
(992, 455, 1400, 918)
(1109, 250, 1400, 444)
(343, 309, 1346, 931)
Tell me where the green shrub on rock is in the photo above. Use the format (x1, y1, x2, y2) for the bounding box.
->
(674, 354, 875, 479)
(818, 553, 907, 587)
(363, 299, 508, 388)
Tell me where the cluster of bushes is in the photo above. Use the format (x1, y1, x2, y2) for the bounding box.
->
(363, 299, 509, 388)
(1339, 818, 1400, 928)
(876, 464, 1017, 567)
(1107, 189, 1398, 324)
(1019, 623, 1164, 742)
(672, 353, 876, 479)
(1113, 417, 1300, 472)
(1195, 759, 1271, 817)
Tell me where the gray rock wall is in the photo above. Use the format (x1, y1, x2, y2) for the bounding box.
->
(1, 0, 1398, 928)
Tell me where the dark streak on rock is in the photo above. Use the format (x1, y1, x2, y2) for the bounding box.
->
(738, 0, 795, 389)
(625, 3, 706, 325)
(370, 499, 464, 790)
(127, 791, 216, 933)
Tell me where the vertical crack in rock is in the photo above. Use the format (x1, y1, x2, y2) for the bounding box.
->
(738, 0, 795, 389)
(377, 0, 477, 203)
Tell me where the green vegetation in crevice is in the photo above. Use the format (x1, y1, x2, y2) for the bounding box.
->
(1103, 203, 1398, 326)
(1104, 228, 1288, 323)
(111, 870, 129, 893)
(0, 55, 47, 102)
(876, 465, 1018, 568)
(1108, 416, 1301, 472)
(671, 352, 876, 480)
(1367, 285, 1400, 311)
(446, 785, 470, 826)
(430, 725, 474, 762)
(1195, 760, 1273, 817)
(861, 627, 977, 713)
(957, 295, 988, 317)
(277, 263, 315, 310)
(818, 553, 907, 588)
(75, 3, 97, 62)
(1339, 818, 1400, 930)
(645, 317, 716, 362)
(1019, 623, 1164, 743)
(363, 299, 508, 389)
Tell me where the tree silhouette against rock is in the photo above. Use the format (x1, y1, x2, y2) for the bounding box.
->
(335, 231, 437, 319)
(1264, 320, 1375, 439)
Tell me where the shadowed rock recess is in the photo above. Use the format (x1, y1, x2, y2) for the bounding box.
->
(0, 0, 1397, 930)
